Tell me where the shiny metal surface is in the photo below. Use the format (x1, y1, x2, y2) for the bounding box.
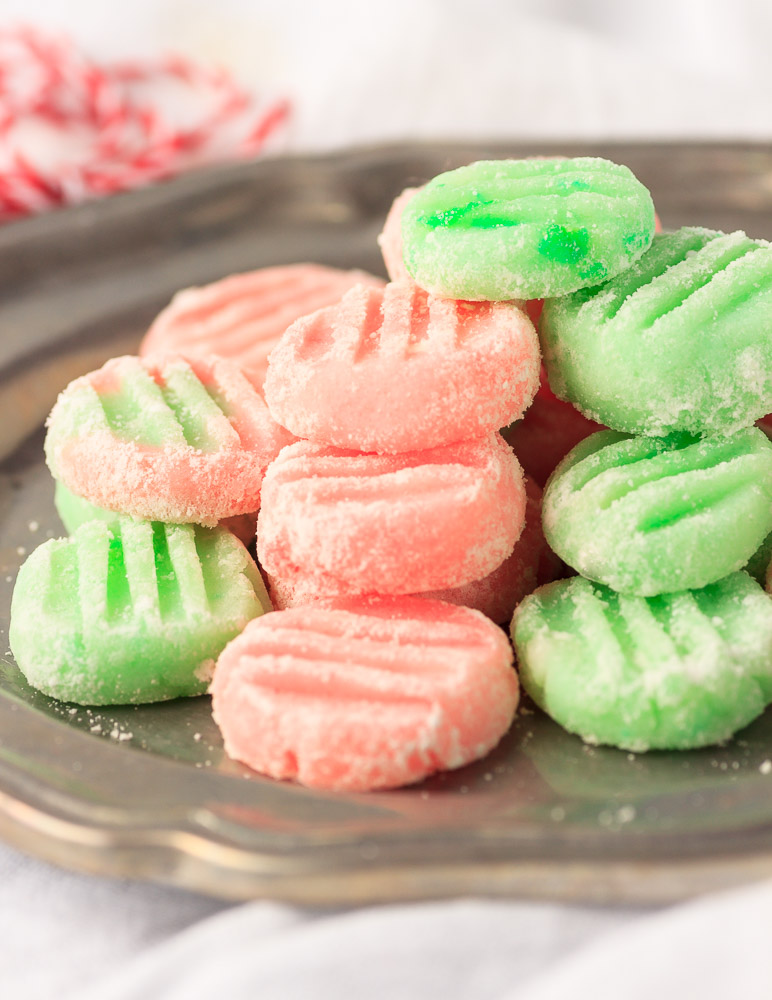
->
(0, 142, 771, 903)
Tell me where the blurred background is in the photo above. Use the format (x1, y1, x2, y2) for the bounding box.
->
(2, 0, 771, 150)
(0, 0, 770, 223)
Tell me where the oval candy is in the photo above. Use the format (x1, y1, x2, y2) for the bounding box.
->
(511, 573, 772, 752)
(212, 596, 518, 791)
(10, 520, 269, 706)
(264, 280, 540, 453)
(401, 157, 655, 300)
(541, 228, 772, 436)
(257, 433, 525, 596)
(45, 354, 294, 525)
(542, 427, 772, 596)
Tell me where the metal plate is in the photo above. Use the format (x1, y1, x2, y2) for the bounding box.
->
(0, 142, 771, 905)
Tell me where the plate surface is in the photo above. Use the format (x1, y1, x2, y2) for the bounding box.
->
(0, 142, 771, 905)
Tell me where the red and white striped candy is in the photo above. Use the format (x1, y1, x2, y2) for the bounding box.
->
(211, 595, 519, 791)
(0, 26, 289, 222)
(140, 264, 385, 388)
(264, 280, 540, 454)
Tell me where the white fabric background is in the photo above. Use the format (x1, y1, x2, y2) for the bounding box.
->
(2, 0, 772, 149)
(2, 2, 771, 997)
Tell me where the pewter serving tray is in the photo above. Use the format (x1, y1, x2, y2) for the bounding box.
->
(0, 142, 771, 905)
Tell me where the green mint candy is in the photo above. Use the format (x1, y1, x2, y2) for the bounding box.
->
(401, 157, 655, 300)
(542, 428, 772, 596)
(9, 519, 269, 705)
(511, 573, 772, 752)
(541, 228, 772, 436)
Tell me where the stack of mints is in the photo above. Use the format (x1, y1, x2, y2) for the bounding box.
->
(384, 158, 772, 754)
(9, 156, 772, 792)
(10, 354, 290, 705)
(9, 266, 378, 706)
(238, 266, 551, 787)
(10, 255, 539, 791)
(516, 225, 772, 752)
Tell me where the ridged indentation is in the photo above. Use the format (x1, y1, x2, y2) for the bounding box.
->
(227, 605, 493, 707)
(267, 607, 487, 654)
(92, 357, 247, 452)
(40, 540, 78, 617)
(379, 283, 431, 357)
(596, 589, 647, 669)
(573, 433, 756, 511)
(295, 467, 471, 507)
(345, 286, 387, 362)
(289, 282, 514, 370)
(271, 450, 418, 486)
(615, 232, 762, 328)
(149, 358, 241, 452)
(240, 660, 434, 710)
(97, 359, 186, 448)
(296, 311, 336, 362)
(142, 266, 385, 372)
(169, 270, 304, 335)
(562, 432, 666, 495)
(575, 229, 772, 331)
(268, 442, 486, 507)
(75, 523, 110, 632)
(197, 528, 245, 611)
(240, 633, 449, 686)
(165, 524, 210, 617)
(168, 356, 280, 453)
(558, 578, 729, 672)
(155, 366, 234, 451)
(415, 160, 643, 231)
(70, 520, 258, 627)
(635, 471, 759, 533)
(594, 228, 720, 321)
(646, 591, 724, 665)
(118, 519, 161, 620)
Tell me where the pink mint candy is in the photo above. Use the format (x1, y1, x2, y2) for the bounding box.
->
(268, 476, 559, 624)
(140, 264, 385, 388)
(45, 354, 295, 525)
(257, 433, 525, 596)
(211, 595, 519, 791)
(264, 280, 540, 454)
(377, 186, 421, 281)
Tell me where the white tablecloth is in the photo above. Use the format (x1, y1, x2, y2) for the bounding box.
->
(2, 2, 771, 997)
(4, 838, 771, 999)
